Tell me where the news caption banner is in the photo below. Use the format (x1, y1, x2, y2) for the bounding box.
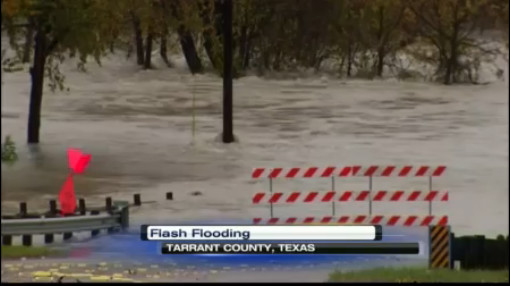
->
(141, 225, 419, 255)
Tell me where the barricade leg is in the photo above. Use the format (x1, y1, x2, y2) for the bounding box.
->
(429, 225, 451, 269)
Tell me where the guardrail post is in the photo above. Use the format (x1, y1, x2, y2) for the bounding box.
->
(116, 201, 130, 230)
(44, 234, 54, 244)
(105, 197, 113, 213)
(49, 200, 57, 216)
(78, 198, 86, 215)
(91, 210, 100, 236)
(2, 235, 12, 246)
(63, 232, 73, 241)
(22, 234, 32, 246)
(107, 204, 116, 233)
(166, 192, 173, 201)
(19, 202, 27, 217)
(134, 194, 141, 206)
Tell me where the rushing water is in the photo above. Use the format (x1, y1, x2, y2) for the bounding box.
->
(1, 53, 508, 237)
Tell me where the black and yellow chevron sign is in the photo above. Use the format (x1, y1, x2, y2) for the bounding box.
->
(429, 225, 451, 268)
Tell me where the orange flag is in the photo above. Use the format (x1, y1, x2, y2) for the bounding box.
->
(68, 148, 91, 174)
(59, 148, 92, 215)
(59, 174, 76, 215)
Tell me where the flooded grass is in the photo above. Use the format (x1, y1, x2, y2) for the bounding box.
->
(328, 267, 509, 282)
(1, 246, 63, 259)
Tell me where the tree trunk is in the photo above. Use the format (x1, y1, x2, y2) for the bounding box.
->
(144, 29, 153, 69)
(242, 33, 253, 69)
(170, 0, 203, 74)
(222, 0, 234, 143)
(444, 29, 460, 84)
(443, 56, 452, 85)
(339, 55, 346, 76)
(263, 50, 271, 70)
(178, 28, 203, 74)
(160, 29, 172, 67)
(238, 25, 247, 69)
(214, 0, 224, 37)
(131, 12, 144, 66)
(27, 30, 47, 144)
(376, 47, 385, 77)
(376, 6, 385, 77)
(158, 0, 172, 67)
(240, 2, 253, 70)
(200, 0, 223, 71)
(346, 42, 353, 77)
(22, 19, 34, 63)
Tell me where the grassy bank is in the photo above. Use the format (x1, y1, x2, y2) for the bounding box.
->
(1, 246, 62, 259)
(329, 267, 509, 283)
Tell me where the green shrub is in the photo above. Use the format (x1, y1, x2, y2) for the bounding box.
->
(1, 135, 18, 164)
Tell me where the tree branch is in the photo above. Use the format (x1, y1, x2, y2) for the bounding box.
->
(45, 28, 70, 55)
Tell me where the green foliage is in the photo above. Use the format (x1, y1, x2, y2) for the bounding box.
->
(1, 136, 18, 164)
(2, 0, 507, 84)
(406, 0, 502, 84)
(329, 267, 509, 283)
(1, 0, 121, 90)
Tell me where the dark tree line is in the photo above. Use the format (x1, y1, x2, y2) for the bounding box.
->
(1, 0, 508, 144)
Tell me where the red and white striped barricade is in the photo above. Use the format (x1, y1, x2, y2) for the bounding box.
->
(251, 165, 447, 226)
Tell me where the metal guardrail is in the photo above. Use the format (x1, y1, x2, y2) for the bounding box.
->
(1, 213, 121, 236)
(1, 201, 130, 245)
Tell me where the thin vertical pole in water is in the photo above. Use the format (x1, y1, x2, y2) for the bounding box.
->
(191, 75, 196, 144)
(331, 176, 336, 216)
(428, 176, 432, 216)
(269, 177, 273, 218)
(368, 176, 373, 218)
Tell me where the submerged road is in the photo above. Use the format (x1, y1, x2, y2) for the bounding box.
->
(1, 221, 429, 282)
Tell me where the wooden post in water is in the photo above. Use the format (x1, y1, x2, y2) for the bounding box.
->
(19, 202, 27, 217)
(49, 200, 57, 216)
(134, 194, 141, 206)
(78, 198, 86, 215)
(105, 197, 113, 213)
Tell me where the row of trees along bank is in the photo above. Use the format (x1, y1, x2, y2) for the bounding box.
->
(1, 0, 508, 144)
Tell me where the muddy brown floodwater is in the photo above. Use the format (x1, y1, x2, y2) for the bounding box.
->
(1, 52, 508, 237)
